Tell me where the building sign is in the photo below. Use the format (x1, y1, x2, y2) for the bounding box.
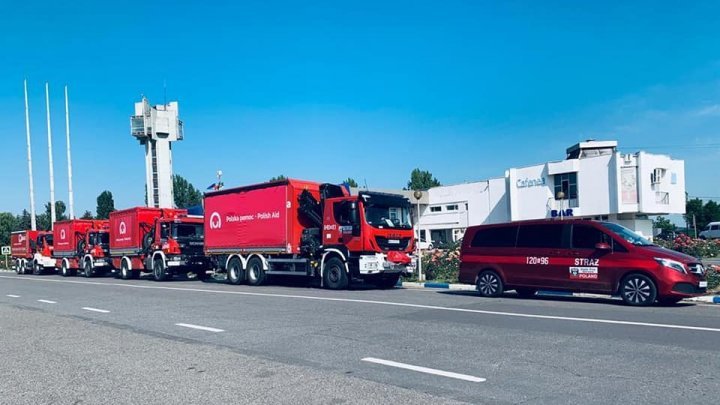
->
(621, 167, 638, 204)
(551, 209, 574, 218)
(516, 177, 546, 188)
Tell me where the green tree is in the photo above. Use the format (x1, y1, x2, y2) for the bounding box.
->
(269, 175, 287, 182)
(703, 200, 720, 227)
(81, 210, 94, 219)
(173, 174, 203, 209)
(343, 178, 359, 188)
(653, 216, 676, 235)
(407, 169, 441, 191)
(0, 212, 16, 246)
(96, 191, 115, 220)
(685, 198, 704, 236)
(14, 210, 32, 231)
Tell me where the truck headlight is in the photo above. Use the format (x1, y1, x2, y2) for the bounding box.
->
(654, 258, 686, 274)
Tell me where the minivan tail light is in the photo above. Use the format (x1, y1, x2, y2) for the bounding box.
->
(654, 257, 686, 274)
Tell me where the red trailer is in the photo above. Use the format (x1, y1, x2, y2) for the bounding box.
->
(10, 230, 39, 274)
(204, 179, 415, 289)
(109, 207, 208, 281)
(53, 219, 112, 277)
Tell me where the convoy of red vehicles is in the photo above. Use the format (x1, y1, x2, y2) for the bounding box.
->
(9, 179, 416, 289)
(6, 178, 711, 304)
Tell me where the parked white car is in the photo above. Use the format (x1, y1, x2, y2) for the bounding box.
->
(699, 222, 720, 239)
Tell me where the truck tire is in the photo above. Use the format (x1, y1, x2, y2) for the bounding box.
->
(33, 261, 42, 275)
(61, 261, 71, 277)
(246, 257, 266, 286)
(226, 257, 244, 285)
(120, 260, 132, 280)
(323, 257, 348, 290)
(83, 259, 94, 278)
(153, 258, 170, 281)
(15, 260, 23, 275)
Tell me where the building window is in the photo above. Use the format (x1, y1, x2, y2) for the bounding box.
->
(553, 172, 577, 200)
(430, 206, 442, 213)
(446, 204, 458, 211)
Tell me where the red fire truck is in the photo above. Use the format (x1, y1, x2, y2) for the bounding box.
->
(109, 207, 208, 281)
(53, 219, 112, 277)
(10, 230, 39, 274)
(204, 179, 415, 289)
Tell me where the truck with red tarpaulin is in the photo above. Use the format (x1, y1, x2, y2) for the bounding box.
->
(53, 219, 112, 277)
(10, 230, 39, 274)
(204, 179, 415, 289)
(109, 207, 208, 281)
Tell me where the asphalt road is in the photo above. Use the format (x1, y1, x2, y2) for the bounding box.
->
(0, 270, 719, 404)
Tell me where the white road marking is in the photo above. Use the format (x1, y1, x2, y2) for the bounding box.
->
(362, 357, 486, 383)
(175, 323, 225, 333)
(6, 294, 20, 298)
(37, 299, 57, 304)
(82, 307, 110, 313)
(2, 275, 719, 333)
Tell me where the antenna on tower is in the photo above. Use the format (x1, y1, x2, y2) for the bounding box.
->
(65, 85, 75, 219)
(23, 80, 37, 230)
(45, 82, 56, 228)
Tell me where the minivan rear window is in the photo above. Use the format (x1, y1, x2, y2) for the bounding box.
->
(470, 226, 518, 248)
(516, 224, 565, 248)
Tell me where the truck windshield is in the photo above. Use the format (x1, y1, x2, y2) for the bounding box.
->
(172, 224, 204, 239)
(601, 222, 653, 246)
(90, 232, 109, 246)
(364, 204, 412, 229)
(43, 235, 54, 246)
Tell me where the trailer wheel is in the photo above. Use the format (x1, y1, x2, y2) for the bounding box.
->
(323, 257, 348, 290)
(15, 260, 24, 275)
(83, 259, 94, 278)
(227, 257, 244, 285)
(120, 260, 132, 280)
(153, 258, 170, 281)
(61, 261, 71, 277)
(246, 257, 266, 286)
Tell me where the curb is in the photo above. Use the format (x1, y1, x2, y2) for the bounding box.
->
(398, 282, 720, 304)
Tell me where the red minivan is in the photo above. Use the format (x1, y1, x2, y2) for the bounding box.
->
(459, 219, 708, 306)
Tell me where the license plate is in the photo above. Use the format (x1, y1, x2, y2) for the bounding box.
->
(699, 281, 708, 288)
(388, 239, 400, 244)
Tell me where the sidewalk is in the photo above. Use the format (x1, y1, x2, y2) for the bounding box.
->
(399, 281, 720, 304)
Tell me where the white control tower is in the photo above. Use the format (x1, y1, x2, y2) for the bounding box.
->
(130, 97, 184, 208)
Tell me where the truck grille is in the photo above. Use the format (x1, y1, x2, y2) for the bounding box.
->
(375, 236, 410, 251)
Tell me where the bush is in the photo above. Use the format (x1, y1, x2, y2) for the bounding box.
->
(654, 233, 720, 259)
(707, 265, 720, 291)
(420, 241, 461, 283)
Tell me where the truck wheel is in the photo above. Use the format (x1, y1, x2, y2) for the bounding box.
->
(226, 257, 244, 285)
(83, 260, 94, 278)
(323, 257, 348, 290)
(246, 257, 266, 286)
(153, 258, 169, 281)
(376, 274, 401, 289)
(33, 262, 42, 275)
(61, 261, 71, 277)
(620, 273, 656, 306)
(15, 260, 23, 275)
(120, 260, 132, 280)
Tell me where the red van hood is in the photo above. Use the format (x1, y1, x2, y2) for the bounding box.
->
(640, 245, 700, 263)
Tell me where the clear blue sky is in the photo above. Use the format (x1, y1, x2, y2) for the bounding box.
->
(1, 0, 719, 215)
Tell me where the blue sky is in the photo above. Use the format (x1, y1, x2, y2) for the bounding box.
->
(1, 0, 719, 215)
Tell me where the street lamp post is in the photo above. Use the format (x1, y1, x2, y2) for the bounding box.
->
(413, 190, 423, 282)
(556, 191, 565, 220)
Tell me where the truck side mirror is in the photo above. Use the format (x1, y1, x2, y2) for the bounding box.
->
(350, 202, 361, 236)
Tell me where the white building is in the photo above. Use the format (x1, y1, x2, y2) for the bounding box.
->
(408, 140, 685, 244)
(130, 97, 184, 208)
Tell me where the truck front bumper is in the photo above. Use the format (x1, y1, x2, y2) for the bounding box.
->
(358, 254, 411, 275)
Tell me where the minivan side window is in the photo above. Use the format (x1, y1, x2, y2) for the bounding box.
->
(516, 224, 566, 248)
(712, 225, 719, 231)
(470, 226, 518, 248)
(572, 225, 612, 249)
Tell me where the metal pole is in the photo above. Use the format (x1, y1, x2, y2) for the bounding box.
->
(64, 85, 75, 219)
(45, 82, 57, 228)
(416, 200, 423, 282)
(23, 80, 37, 230)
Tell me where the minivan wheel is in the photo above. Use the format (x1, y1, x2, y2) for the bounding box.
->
(620, 274, 657, 306)
(476, 270, 503, 297)
(515, 288, 537, 298)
